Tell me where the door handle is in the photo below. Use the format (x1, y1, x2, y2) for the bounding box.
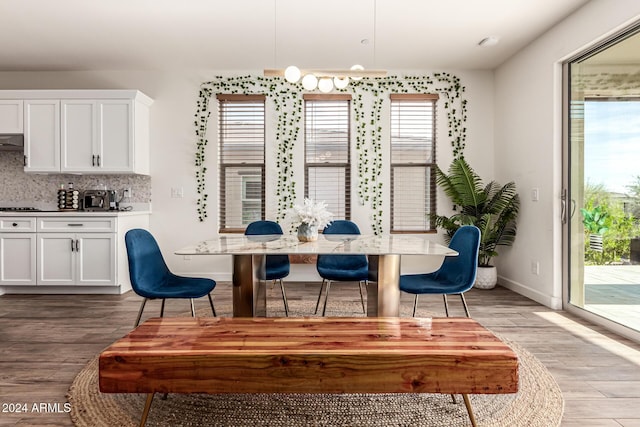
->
(561, 188, 576, 224)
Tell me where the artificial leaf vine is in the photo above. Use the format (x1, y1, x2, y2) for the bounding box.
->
(194, 76, 301, 223)
(194, 73, 467, 234)
(351, 73, 468, 234)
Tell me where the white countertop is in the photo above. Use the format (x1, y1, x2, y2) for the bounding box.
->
(176, 234, 457, 256)
(0, 210, 151, 217)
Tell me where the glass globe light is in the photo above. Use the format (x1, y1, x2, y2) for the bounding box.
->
(333, 76, 349, 89)
(284, 65, 301, 83)
(301, 74, 318, 91)
(318, 77, 334, 93)
(350, 64, 364, 81)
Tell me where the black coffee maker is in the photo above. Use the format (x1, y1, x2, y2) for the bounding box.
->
(82, 189, 118, 211)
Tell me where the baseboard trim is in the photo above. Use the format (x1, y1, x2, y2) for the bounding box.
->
(498, 276, 562, 310)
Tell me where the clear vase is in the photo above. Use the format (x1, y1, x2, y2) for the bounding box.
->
(297, 223, 318, 242)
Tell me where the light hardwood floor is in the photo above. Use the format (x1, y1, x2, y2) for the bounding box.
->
(1, 282, 640, 426)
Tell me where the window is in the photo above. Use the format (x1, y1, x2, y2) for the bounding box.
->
(217, 94, 265, 232)
(304, 94, 351, 219)
(241, 175, 262, 225)
(390, 94, 438, 232)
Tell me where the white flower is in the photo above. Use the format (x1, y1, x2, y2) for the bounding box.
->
(288, 198, 334, 229)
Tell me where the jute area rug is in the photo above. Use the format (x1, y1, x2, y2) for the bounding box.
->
(68, 298, 564, 427)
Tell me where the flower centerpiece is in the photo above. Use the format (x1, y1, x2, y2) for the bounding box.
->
(289, 198, 333, 242)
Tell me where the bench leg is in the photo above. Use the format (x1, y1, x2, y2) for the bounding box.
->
(139, 393, 155, 427)
(462, 394, 477, 427)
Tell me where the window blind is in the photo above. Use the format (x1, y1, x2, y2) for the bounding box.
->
(304, 94, 351, 220)
(217, 94, 265, 232)
(390, 94, 438, 233)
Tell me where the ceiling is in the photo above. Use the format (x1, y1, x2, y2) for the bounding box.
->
(0, 0, 590, 72)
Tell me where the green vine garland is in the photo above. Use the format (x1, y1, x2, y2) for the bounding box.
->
(194, 74, 467, 234)
(351, 73, 467, 234)
(195, 76, 300, 223)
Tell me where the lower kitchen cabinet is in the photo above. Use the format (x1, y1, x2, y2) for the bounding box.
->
(0, 216, 37, 286)
(38, 232, 115, 286)
(37, 217, 117, 286)
(0, 233, 37, 285)
(0, 212, 149, 294)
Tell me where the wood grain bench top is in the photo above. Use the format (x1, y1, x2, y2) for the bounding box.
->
(99, 317, 518, 395)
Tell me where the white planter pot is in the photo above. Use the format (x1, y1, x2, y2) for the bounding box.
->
(474, 266, 497, 289)
(589, 233, 603, 252)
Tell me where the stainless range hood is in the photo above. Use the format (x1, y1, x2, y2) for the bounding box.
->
(0, 134, 24, 151)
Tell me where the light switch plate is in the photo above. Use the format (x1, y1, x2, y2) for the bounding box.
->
(171, 187, 184, 198)
(531, 188, 539, 202)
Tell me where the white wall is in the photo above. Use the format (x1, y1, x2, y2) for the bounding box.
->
(0, 68, 494, 281)
(494, 0, 640, 308)
(4, 1, 638, 304)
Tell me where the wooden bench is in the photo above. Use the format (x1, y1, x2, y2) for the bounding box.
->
(99, 317, 518, 427)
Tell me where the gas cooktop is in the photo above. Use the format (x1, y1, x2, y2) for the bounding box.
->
(0, 207, 41, 212)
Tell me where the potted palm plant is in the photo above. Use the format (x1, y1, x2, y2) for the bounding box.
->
(431, 158, 520, 289)
(580, 205, 609, 252)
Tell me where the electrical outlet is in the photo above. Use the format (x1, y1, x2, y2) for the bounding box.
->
(123, 187, 132, 198)
(531, 261, 540, 275)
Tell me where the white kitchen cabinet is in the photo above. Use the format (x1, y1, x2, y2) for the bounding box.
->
(37, 217, 116, 286)
(0, 212, 149, 294)
(38, 232, 115, 286)
(24, 100, 61, 173)
(61, 100, 96, 172)
(0, 100, 23, 133)
(0, 90, 151, 175)
(0, 234, 37, 286)
(61, 98, 146, 174)
(0, 217, 37, 286)
(99, 100, 135, 172)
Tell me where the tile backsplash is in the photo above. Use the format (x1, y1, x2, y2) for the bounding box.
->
(0, 151, 151, 206)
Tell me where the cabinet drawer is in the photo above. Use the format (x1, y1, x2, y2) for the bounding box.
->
(37, 217, 116, 232)
(0, 217, 37, 232)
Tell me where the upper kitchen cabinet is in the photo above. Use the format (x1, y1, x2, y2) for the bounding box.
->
(24, 100, 61, 173)
(0, 90, 152, 175)
(61, 99, 148, 174)
(0, 100, 24, 133)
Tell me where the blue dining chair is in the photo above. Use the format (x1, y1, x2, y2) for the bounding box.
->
(125, 228, 217, 327)
(315, 220, 369, 316)
(400, 225, 481, 317)
(245, 220, 291, 316)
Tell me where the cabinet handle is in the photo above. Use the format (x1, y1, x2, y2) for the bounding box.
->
(12, 223, 18, 227)
(97, 155, 101, 167)
(92, 155, 96, 166)
(67, 223, 84, 227)
(70, 239, 75, 252)
(75, 239, 80, 252)
(23, 155, 27, 167)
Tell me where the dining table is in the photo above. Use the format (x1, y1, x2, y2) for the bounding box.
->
(175, 233, 457, 317)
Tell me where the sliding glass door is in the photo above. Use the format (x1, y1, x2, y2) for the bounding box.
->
(566, 28, 640, 334)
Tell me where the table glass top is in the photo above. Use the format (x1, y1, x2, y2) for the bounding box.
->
(175, 234, 457, 256)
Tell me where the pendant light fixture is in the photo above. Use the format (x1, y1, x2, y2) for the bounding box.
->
(267, 1, 385, 91)
(264, 66, 387, 91)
